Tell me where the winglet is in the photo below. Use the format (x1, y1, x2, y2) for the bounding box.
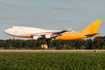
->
(66, 28, 72, 31)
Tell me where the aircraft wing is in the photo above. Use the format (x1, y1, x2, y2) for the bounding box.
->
(53, 28, 71, 35)
(30, 28, 71, 36)
(30, 28, 71, 40)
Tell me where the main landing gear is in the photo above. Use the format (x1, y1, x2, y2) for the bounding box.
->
(45, 39, 52, 48)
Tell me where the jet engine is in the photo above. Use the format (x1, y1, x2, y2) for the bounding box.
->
(33, 34, 52, 40)
(45, 34, 51, 38)
(33, 36, 39, 40)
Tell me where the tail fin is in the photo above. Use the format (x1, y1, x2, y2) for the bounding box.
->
(80, 19, 102, 33)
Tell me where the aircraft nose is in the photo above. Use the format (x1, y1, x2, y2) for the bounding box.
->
(4, 29, 9, 34)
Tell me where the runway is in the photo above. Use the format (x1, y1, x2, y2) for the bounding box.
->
(0, 50, 105, 52)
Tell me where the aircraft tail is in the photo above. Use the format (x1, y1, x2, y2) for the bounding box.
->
(80, 19, 102, 33)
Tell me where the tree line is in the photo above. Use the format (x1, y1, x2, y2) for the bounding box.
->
(0, 36, 105, 49)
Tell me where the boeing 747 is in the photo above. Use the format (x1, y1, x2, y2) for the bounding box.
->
(4, 19, 102, 47)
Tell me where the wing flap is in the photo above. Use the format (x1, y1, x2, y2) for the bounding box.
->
(53, 28, 71, 35)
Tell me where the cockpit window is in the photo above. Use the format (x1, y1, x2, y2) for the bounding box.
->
(10, 26, 24, 29)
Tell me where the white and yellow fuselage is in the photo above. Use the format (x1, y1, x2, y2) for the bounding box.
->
(4, 19, 102, 40)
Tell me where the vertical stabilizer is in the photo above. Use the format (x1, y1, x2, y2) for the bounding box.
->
(80, 19, 102, 33)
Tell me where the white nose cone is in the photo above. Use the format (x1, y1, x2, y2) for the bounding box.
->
(4, 29, 8, 33)
(4, 29, 10, 34)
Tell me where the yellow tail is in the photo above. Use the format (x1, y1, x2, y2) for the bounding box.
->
(80, 19, 102, 33)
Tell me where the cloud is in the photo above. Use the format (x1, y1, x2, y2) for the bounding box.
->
(0, 16, 34, 19)
(0, 0, 25, 8)
(0, 0, 20, 5)
(59, 3, 62, 6)
(0, 5, 12, 9)
(56, 3, 76, 10)
(51, 12, 57, 14)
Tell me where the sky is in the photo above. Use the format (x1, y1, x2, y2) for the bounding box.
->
(0, 0, 105, 40)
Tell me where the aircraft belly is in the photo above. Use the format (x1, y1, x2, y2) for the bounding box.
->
(20, 35, 32, 38)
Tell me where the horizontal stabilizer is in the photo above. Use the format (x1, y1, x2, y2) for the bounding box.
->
(85, 33, 99, 36)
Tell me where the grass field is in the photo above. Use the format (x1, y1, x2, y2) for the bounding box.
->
(0, 52, 105, 70)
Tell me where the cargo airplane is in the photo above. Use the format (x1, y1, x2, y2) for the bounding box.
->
(4, 19, 102, 47)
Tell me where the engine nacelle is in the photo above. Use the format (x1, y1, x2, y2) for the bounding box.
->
(45, 34, 51, 38)
(33, 36, 39, 40)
